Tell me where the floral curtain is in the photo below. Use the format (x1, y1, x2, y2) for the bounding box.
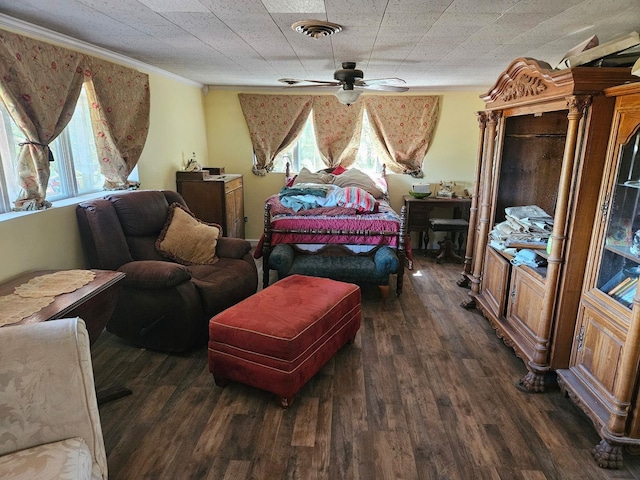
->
(364, 95, 440, 176)
(238, 94, 312, 175)
(85, 58, 150, 190)
(0, 30, 86, 210)
(312, 95, 364, 168)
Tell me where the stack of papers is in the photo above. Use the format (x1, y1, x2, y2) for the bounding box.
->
(490, 205, 553, 251)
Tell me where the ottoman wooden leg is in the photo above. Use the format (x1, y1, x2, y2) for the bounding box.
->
(279, 395, 295, 409)
(213, 375, 230, 388)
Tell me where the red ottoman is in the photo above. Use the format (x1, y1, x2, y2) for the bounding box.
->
(208, 274, 361, 407)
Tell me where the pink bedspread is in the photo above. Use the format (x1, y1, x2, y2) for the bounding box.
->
(254, 195, 410, 258)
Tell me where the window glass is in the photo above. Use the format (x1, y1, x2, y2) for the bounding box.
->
(274, 109, 384, 175)
(0, 86, 102, 212)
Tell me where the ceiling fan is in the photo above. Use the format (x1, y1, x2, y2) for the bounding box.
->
(278, 62, 409, 105)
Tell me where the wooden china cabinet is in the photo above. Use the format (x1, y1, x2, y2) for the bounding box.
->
(463, 58, 636, 393)
(557, 82, 640, 469)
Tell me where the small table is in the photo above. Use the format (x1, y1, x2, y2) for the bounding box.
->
(403, 195, 471, 256)
(0, 269, 125, 345)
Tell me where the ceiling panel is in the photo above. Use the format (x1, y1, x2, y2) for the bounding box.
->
(0, 0, 636, 90)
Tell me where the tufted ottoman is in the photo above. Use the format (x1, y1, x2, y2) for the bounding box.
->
(208, 274, 361, 407)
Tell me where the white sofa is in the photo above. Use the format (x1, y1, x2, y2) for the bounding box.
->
(0, 318, 108, 480)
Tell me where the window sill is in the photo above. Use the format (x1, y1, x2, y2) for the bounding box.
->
(0, 191, 108, 224)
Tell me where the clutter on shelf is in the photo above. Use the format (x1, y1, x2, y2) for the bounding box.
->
(490, 205, 553, 253)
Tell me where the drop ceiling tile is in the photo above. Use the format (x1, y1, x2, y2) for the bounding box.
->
(261, 0, 326, 14)
(199, 0, 268, 14)
(138, 0, 209, 13)
(324, 0, 388, 16)
(0, 0, 637, 89)
(446, 0, 520, 14)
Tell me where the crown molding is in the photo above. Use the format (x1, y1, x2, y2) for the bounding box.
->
(0, 13, 203, 89)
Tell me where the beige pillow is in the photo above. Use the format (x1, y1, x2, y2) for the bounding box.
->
(292, 167, 333, 185)
(156, 203, 221, 265)
(331, 168, 385, 198)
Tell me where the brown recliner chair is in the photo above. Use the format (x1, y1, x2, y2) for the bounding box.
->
(76, 190, 258, 353)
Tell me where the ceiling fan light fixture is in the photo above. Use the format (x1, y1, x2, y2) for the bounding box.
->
(335, 88, 362, 106)
(292, 20, 342, 39)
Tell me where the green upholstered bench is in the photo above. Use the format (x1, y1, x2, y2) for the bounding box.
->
(267, 244, 401, 299)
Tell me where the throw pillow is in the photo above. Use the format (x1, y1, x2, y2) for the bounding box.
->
(292, 167, 332, 185)
(156, 203, 221, 265)
(331, 168, 385, 198)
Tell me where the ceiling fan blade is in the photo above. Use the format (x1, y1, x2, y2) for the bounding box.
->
(355, 77, 407, 87)
(281, 83, 341, 89)
(278, 78, 340, 86)
(361, 84, 410, 92)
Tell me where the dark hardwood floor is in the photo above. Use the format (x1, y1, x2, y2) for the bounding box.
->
(92, 252, 640, 479)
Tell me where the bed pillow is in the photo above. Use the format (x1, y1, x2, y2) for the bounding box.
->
(331, 168, 385, 198)
(336, 186, 377, 212)
(292, 167, 333, 185)
(156, 203, 221, 265)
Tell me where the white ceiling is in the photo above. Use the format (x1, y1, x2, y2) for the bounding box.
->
(0, 0, 638, 91)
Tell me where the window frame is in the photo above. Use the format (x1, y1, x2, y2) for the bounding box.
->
(0, 85, 103, 213)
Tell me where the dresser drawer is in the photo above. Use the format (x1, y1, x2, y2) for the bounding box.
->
(225, 177, 242, 193)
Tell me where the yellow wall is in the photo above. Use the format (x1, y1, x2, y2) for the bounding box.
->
(0, 73, 208, 283)
(0, 83, 484, 283)
(204, 89, 485, 240)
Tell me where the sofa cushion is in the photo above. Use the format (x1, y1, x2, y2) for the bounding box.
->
(189, 258, 259, 315)
(156, 203, 221, 266)
(0, 437, 94, 480)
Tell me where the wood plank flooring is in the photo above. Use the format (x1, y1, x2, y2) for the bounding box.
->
(92, 252, 640, 479)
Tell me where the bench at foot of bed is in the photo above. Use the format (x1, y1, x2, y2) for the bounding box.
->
(267, 244, 402, 299)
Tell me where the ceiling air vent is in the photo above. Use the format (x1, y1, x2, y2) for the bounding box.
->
(291, 20, 342, 39)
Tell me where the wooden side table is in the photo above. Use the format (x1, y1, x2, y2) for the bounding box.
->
(402, 195, 471, 255)
(0, 269, 130, 404)
(0, 269, 125, 344)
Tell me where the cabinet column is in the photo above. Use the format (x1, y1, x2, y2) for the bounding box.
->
(469, 110, 501, 299)
(520, 95, 591, 392)
(459, 111, 488, 296)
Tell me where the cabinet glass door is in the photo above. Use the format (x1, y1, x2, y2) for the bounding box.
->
(598, 128, 640, 308)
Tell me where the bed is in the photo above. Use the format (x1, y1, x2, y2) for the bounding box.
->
(255, 165, 407, 297)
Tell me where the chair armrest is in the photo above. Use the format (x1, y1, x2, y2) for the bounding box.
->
(374, 246, 399, 275)
(118, 260, 191, 289)
(216, 237, 252, 259)
(0, 318, 107, 479)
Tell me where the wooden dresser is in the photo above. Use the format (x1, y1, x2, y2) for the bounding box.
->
(176, 171, 245, 238)
(462, 58, 636, 393)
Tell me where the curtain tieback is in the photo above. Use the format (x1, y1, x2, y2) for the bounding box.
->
(18, 141, 55, 162)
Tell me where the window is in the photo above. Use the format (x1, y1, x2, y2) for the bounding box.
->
(0, 85, 103, 213)
(273, 109, 384, 175)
